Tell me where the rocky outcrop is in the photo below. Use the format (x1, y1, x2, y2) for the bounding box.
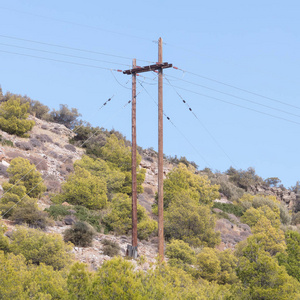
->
(248, 184, 296, 209)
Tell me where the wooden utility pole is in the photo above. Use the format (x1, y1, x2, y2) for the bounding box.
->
(131, 59, 138, 257)
(157, 37, 164, 260)
(123, 38, 172, 260)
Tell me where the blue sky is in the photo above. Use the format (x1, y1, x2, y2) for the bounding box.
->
(0, 1, 299, 187)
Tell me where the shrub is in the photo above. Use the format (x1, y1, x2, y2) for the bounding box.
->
(64, 144, 76, 152)
(103, 194, 157, 239)
(0, 97, 35, 137)
(45, 204, 70, 220)
(35, 134, 53, 143)
(10, 199, 52, 229)
(212, 202, 244, 217)
(164, 193, 220, 248)
(29, 138, 42, 148)
(166, 239, 196, 265)
(0, 135, 14, 147)
(10, 226, 73, 270)
(101, 239, 121, 257)
(50, 104, 81, 129)
(0, 164, 8, 177)
(29, 156, 48, 171)
(54, 166, 107, 210)
(7, 157, 46, 198)
(15, 141, 33, 151)
(64, 221, 96, 247)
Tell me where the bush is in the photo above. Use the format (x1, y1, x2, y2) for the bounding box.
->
(15, 141, 33, 151)
(103, 194, 157, 239)
(0, 135, 14, 147)
(212, 202, 244, 217)
(64, 221, 96, 247)
(166, 239, 196, 265)
(10, 199, 52, 229)
(50, 104, 81, 129)
(45, 204, 70, 220)
(10, 226, 73, 270)
(64, 144, 76, 152)
(101, 239, 121, 257)
(7, 157, 46, 198)
(29, 138, 42, 148)
(0, 97, 35, 137)
(35, 134, 53, 143)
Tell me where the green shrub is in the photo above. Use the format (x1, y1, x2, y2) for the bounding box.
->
(101, 239, 121, 257)
(45, 204, 70, 220)
(10, 227, 73, 270)
(0, 97, 35, 137)
(64, 221, 96, 247)
(49, 104, 81, 129)
(103, 194, 157, 239)
(0, 135, 14, 147)
(10, 199, 52, 229)
(166, 239, 196, 265)
(6, 157, 46, 198)
(212, 202, 244, 217)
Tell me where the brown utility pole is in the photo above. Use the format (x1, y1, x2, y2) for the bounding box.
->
(123, 38, 172, 260)
(131, 59, 138, 258)
(157, 37, 164, 261)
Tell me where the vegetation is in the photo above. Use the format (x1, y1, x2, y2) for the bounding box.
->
(0, 97, 35, 137)
(64, 221, 96, 247)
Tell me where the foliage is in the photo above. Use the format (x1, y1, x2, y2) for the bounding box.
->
(0, 134, 14, 147)
(236, 246, 300, 299)
(9, 226, 73, 270)
(0, 97, 35, 137)
(161, 163, 219, 209)
(277, 231, 300, 281)
(10, 198, 52, 229)
(101, 239, 121, 257)
(64, 221, 96, 247)
(75, 155, 125, 196)
(241, 205, 281, 229)
(0, 224, 10, 253)
(103, 194, 157, 240)
(265, 177, 282, 187)
(55, 166, 107, 210)
(6, 157, 46, 198)
(165, 239, 196, 273)
(212, 202, 244, 217)
(164, 194, 220, 247)
(49, 104, 81, 129)
(46, 204, 103, 232)
(226, 166, 264, 191)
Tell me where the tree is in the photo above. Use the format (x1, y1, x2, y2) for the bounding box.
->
(164, 194, 220, 247)
(265, 177, 281, 187)
(6, 157, 46, 198)
(103, 194, 157, 240)
(162, 163, 219, 209)
(50, 104, 81, 129)
(0, 97, 35, 137)
(9, 227, 73, 270)
(277, 231, 300, 281)
(56, 166, 107, 210)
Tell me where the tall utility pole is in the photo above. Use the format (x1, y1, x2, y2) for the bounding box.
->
(157, 37, 164, 260)
(123, 38, 172, 260)
(131, 58, 138, 258)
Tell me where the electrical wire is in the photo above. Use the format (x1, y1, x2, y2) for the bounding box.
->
(0, 34, 153, 63)
(172, 66, 300, 111)
(164, 76, 237, 168)
(0, 42, 131, 67)
(165, 74, 300, 119)
(137, 79, 212, 168)
(167, 84, 300, 126)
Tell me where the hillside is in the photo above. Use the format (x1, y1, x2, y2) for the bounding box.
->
(1, 93, 300, 298)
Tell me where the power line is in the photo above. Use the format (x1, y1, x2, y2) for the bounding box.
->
(0, 42, 131, 67)
(164, 76, 237, 168)
(166, 74, 300, 119)
(0, 34, 153, 63)
(0, 49, 121, 71)
(168, 84, 300, 126)
(138, 80, 212, 168)
(0, 6, 154, 44)
(172, 66, 300, 111)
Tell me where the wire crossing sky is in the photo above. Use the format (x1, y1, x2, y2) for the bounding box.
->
(0, 1, 299, 187)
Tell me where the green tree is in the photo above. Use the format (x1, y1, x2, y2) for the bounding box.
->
(56, 166, 107, 210)
(103, 194, 157, 240)
(7, 157, 46, 198)
(50, 104, 81, 129)
(164, 194, 220, 247)
(162, 163, 219, 209)
(0, 97, 35, 137)
(277, 231, 300, 281)
(9, 227, 73, 270)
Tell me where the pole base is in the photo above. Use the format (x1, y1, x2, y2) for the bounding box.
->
(126, 244, 138, 259)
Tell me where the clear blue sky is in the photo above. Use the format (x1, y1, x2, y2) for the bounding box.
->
(0, 1, 299, 187)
